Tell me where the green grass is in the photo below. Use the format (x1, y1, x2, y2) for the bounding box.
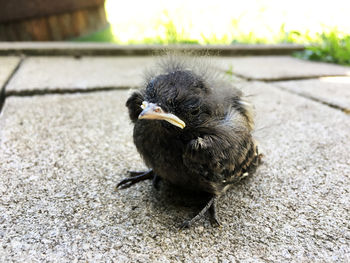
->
(74, 21, 305, 45)
(73, 23, 350, 66)
(73, 22, 199, 45)
(295, 28, 350, 65)
(128, 20, 200, 45)
(73, 26, 117, 42)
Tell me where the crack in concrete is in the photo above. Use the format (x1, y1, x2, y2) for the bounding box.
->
(235, 74, 350, 82)
(0, 57, 25, 113)
(224, 70, 350, 115)
(273, 85, 350, 115)
(3, 68, 348, 116)
(5, 86, 133, 98)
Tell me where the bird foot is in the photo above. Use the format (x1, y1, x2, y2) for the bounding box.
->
(180, 196, 220, 229)
(117, 170, 154, 189)
(117, 170, 161, 190)
(209, 200, 221, 227)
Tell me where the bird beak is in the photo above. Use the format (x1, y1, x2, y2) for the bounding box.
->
(138, 101, 186, 129)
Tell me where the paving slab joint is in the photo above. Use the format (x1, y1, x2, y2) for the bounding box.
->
(6, 86, 133, 98)
(275, 85, 350, 115)
(262, 75, 350, 82)
(231, 73, 350, 82)
(0, 56, 25, 113)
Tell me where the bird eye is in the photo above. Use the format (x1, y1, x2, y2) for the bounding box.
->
(141, 101, 148, 109)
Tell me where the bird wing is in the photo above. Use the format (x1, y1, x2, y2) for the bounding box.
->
(182, 94, 258, 192)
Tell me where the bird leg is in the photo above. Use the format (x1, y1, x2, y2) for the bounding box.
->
(209, 198, 221, 226)
(117, 169, 155, 189)
(152, 174, 161, 190)
(180, 196, 219, 229)
(127, 170, 150, 177)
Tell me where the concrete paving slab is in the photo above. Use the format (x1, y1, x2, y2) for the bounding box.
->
(1, 85, 349, 262)
(274, 77, 350, 112)
(6, 56, 155, 94)
(0, 56, 21, 88)
(0, 42, 305, 57)
(214, 56, 350, 80)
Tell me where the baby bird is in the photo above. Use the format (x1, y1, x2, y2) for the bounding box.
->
(118, 55, 262, 228)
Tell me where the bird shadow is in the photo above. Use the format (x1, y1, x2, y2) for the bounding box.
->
(145, 176, 254, 230)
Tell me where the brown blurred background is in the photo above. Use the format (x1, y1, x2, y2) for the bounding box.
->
(0, 0, 107, 41)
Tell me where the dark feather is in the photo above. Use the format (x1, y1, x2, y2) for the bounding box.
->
(122, 54, 263, 227)
(126, 54, 261, 194)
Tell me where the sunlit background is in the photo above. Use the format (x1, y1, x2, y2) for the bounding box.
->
(105, 0, 350, 44)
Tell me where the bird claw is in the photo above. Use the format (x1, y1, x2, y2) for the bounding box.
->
(210, 217, 222, 227)
(179, 220, 191, 230)
(127, 170, 147, 177)
(116, 170, 154, 189)
(179, 196, 220, 229)
(209, 197, 221, 227)
(116, 178, 138, 189)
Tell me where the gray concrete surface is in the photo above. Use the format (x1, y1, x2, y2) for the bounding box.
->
(0, 56, 21, 87)
(6, 57, 155, 94)
(0, 42, 305, 56)
(1, 77, 349, 262)
(274, 77, 350, 112)
(214, 56, 350, 80)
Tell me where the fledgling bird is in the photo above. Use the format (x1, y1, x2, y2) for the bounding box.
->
(117, 54, 263, 228)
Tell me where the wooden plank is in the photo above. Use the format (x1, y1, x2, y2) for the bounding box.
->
(56, 13, 74, 40)
(4, 23, 18, 41)
(27, 17, 50, 41)
(0, 0, 105, 23)
(0, 5, 107, 41)
(47, 15, 62, 40)
(71, 10, 87, 37)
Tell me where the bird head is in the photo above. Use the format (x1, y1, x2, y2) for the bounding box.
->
(137, 70, 212, 131)
(138, 101, 186, 129)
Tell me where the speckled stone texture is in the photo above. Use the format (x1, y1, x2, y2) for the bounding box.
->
(1, 81, 349, 262)
(5, 56, 155, 94)
(214, 56, 350, 80)
(0, 56, 20, 87)
(274, 77, 350, 112)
